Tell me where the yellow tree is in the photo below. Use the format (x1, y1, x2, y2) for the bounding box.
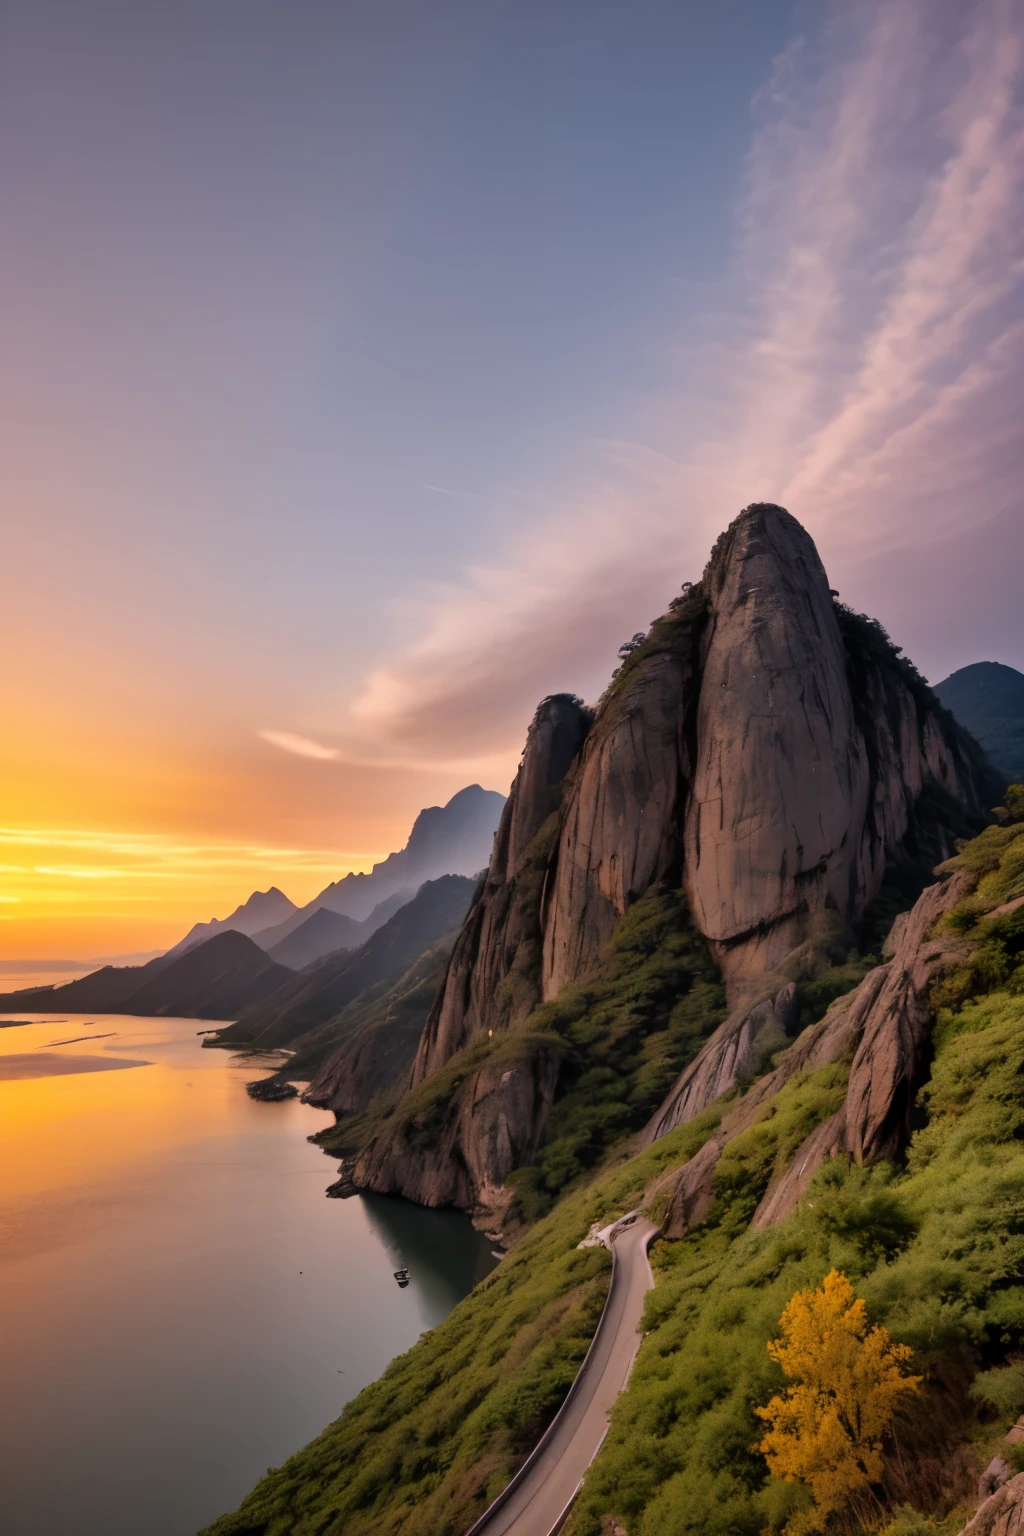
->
(754, 1269, 920, 1534)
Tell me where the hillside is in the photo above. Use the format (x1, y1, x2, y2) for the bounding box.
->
(299, 940, 455, 1110)
(207, 875, 478, 1052)
(936, 660, 1024, 782)
(0, 930, 295, 1019)
(265, 907, 363, 970)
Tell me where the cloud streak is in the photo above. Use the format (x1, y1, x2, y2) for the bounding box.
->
(351, 0, 1024, 763)
(258, 729, 342, 762)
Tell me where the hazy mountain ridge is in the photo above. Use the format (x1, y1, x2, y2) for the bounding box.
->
(160, 785, 505, 965)
(0, 930, 295, 1020)
(206, 874, 478, 1054)
(168, 887, 297, 956)
(249, 784, 506, 954)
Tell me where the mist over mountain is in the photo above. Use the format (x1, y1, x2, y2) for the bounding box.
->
(209, 873, 478, 1054)
(249, 784, 505, 947)
(168, 887, 298, 957)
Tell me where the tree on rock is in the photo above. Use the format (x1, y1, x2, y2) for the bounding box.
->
(755, 1269, 920, 1534)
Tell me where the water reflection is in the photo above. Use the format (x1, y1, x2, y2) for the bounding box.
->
(363, 1193, 498, 1326)
(0, 1012, 495, 1536)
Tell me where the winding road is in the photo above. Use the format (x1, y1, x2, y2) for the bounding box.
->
(466, 1215, 657, 1536)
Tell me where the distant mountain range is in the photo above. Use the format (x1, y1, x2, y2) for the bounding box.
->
(935, 660, 1024, 783)
(165, 783, 505, 968)
(167, 887, 298, 957)
(0, 930, 295, 1020)
(0, 878, 478, 1044)
(250, 784, 506, 949)
(208, 873, 478, 1053)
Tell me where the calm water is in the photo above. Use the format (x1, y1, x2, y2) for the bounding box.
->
(0, 1012, 496, 1535)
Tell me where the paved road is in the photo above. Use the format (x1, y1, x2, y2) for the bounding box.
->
(468, 1216, 657, 1536)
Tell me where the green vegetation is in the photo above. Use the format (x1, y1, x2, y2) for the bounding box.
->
(601, 578, 706, 705)
(199, 1119, 718, 1536)
(286, 940, 453, 1080)
(506, 887, 727, 1217)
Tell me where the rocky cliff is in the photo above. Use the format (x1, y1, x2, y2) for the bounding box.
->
(410, 693, 590, 1086)
(343, 504, 997, 1220)
(660, 866, 972, 1236)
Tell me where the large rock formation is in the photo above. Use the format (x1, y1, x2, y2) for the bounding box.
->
(411, 695, 590, 1085)
(961, 1470, 1024, 1536)
(660, 868, 972, 1238)
(343, 504, 996, 1219)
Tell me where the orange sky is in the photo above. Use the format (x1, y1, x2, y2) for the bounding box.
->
(0, 713, 511, 959)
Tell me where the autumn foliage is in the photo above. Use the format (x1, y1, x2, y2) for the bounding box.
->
(755, 1269, 920, 1534)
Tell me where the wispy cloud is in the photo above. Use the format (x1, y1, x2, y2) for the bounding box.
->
(350, 0, 1024, 762)
(258, 729, 342, 761)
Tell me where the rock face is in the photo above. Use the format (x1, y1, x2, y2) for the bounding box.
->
(540, 635, 698, 998)
(683, 511, 870, 987)
(354, 1042, 562, 1216)
(346, 504, 996, 1220)
(962, 1470, 1024, 1536)
(660, 869, 971, 1238)
(412, 695, 590, 1086)
(644, 982, 798, 1143)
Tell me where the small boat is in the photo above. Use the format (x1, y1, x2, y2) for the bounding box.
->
(393, 1268, 411, 1288)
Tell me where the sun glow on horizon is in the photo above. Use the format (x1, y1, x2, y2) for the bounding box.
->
(0, 824, 390, 961)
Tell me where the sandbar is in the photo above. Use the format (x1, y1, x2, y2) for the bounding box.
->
(0, 1053, 151, 1081)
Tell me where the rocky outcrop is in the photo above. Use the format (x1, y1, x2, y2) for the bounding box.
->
(961, 1471, 1024, 1536)
(683, 511, 871, 987)
(682, 510, 988, 994)
(353, 1040, 562, 1215)
(661, 870, 971, 1238)
(540, 621, 702, 998)
(410, 695, 589, 1085)
(644, 982, 797, 1142)
(348, 504, 995, 1219)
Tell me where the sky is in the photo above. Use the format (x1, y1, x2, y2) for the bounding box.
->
(2, 0, 1023, 961)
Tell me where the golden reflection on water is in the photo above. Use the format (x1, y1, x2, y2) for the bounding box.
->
(0, 1011, 495, 1536)
(0, 1015, 285, 1227)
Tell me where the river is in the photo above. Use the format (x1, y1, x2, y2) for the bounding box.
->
(0, 1011, 496, 1535)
